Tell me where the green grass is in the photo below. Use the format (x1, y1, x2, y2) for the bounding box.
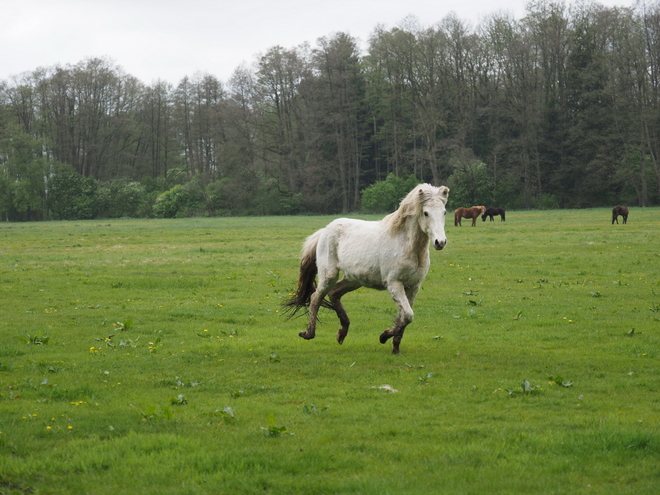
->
(1, 209, 659, 494)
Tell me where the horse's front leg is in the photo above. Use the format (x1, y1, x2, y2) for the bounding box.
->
(380, 281, 415, 354)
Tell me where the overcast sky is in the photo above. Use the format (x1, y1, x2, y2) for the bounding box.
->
(3, 0, 636, 86)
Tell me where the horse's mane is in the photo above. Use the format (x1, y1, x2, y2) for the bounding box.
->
(383, 184, 449, 234)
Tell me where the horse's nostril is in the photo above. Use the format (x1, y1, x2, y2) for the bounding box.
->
(435, 239, 446, 250)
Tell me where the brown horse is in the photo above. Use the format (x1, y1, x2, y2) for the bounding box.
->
(454, 206, 486, 226)
(612, 205, 629, 224)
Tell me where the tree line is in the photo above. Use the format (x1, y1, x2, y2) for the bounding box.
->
(1, 1, 660, 221)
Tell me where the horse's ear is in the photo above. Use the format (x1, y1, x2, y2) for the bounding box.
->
(439, 186, 449, 201)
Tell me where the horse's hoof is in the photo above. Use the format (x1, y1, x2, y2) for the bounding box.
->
(299, 331, 314, 340)
(336, 331, 346, 345)
(391, 348, 401, 355)
(379, 332, 392, 344)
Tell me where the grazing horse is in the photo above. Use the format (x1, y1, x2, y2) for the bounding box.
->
(454, 206, 486, 226)
(482, 207, 506, 222)
(612, 205, 629, 224)
(284, 184, 449, 354)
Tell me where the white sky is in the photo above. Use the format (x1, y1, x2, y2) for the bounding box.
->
(2, 0, 637, 86)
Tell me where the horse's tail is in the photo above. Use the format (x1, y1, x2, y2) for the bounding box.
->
(283, 230, 328, 318)
(501, 209, 506, 221)
(454, 210, 460, 226)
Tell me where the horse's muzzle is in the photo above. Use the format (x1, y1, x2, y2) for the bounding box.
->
(434, 239, 447, 250)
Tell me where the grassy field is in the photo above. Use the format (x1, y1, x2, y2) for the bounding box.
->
(0, 208, 659, 494)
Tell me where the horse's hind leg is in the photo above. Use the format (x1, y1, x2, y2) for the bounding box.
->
(328, 279, 360, 344)
(300, 272, 337, 340)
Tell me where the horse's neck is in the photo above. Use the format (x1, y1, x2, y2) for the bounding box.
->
(384, 214, 430, 262)
(399, 218, 429, 264)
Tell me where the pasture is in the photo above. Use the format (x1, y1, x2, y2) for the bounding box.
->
(0, 208, 659, 494)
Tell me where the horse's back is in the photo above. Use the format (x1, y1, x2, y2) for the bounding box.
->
(455, 206, 482, 218)
(612, 205, 629, 224)
(324, 217, 382, 241)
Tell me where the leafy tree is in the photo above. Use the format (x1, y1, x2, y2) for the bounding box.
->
(313, 33, 368, 212)
(0, 121, 49, 220)
(2, 4, 660, 219)
(256, 45, 313, 199)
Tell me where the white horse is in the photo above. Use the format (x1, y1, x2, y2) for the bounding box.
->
(284, 184, 449, 354)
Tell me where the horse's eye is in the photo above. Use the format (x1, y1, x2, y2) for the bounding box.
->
(424, 211, 429, 217)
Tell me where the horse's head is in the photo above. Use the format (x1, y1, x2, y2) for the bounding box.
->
(417, 185, 449, 250)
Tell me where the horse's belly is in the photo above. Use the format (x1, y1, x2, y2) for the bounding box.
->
(340, 256, 426, 291)
(340, 261, 386, 290)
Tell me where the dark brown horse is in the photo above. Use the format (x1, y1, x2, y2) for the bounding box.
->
(482, 207, 506, 222)
(454, 206, 486, 226)
(612, 205, 629, 224)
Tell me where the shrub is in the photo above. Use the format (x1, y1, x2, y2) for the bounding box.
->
(204, 179, 228, 215)
(153, 185, 185, 218)
(97, 179, 147, 218)
(153, 180, 205, 218)
(252, 182, 303, 215)
(361, 174, 420, 213)
(447, 159, 494, 207)
(48, 171, 99, 220)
